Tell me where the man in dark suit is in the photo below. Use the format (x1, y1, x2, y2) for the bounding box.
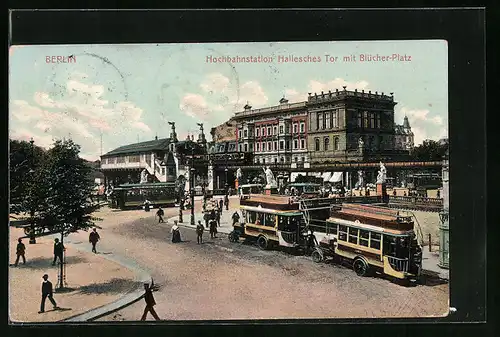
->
(39, 274, 58, 313)
(140, 280, 160, 321)
(89, 228, 100, 253)
(14, 238, 26, 266)
(52, 238, 65, 266)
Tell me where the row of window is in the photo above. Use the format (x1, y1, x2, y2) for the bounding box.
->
(254, 156, 306, 164)
(255, 138, 307, 152)
(316, 110, 340, 130)
(338, 225, 382, 249)
(357, 111, 382, 129)
(239, 122, 306, 139)
(314, 136, 340, 151)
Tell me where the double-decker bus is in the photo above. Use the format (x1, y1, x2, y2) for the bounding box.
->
(238, 184, 264, 199)
(229, 195, 307, 250)
(310, 203, 422, 281)
(110, 182, 177, 209)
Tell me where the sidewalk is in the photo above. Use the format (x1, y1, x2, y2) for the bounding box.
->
(421, 246, 449, 280)
(8, 227, 142, 323)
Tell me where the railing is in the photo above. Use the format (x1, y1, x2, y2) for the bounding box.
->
(280, 231, 298, 244)
(389, 195, 443, 206)
(234, 102, 307, 118)
(308, 89, 395, 102)
(387, 256, 409, 272)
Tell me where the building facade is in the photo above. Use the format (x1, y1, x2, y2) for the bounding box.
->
(394, 115, 415, 150)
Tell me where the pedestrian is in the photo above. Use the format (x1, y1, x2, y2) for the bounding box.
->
(38, 274, 58, 313)
(140, 280, 160, 321)
(393, 189, 397, 196)
(156, 207, 165, 223)
(231, 211, 240, 226)
(89, 228, 100, 254)
(14, 238, 26, 266)
(203, 212, 209, 228)
(178, 208, 183, 223)
(209, 219, 218, 239)
(171, 221, 181, 243)
(144, 199, 151, 212)
(436, 189, 441, 198)
(215, 209, 221, 227)
(403, 191, 407, 197)
(224, 195, 229, 210)
(196, 220, 204, 244)
(52, 238, 65, 266)
(219, 199, 224, 212)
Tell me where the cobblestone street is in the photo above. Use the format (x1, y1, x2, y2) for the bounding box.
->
(79, 198, 450, 321)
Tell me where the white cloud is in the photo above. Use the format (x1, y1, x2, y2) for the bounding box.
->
(200, 73, 230, 93)
(410, 126, 427, 146)
(179, 93, 210, 119)
(10, 78, 152, 160)
(397, 106, 447, 145)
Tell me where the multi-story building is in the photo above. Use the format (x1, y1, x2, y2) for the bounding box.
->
(306, 87, 409, 164)
(394, 115, 414, 150)
(233, 98, 309, 166)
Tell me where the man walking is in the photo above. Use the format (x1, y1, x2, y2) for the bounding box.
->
(141, 279, 160, 321)
(196, 220, 205, 244)
(39, 274, 58, 313)
(224, 194, 229, 210)
(52, 238, 65, 266)
(209, 218, 218, 239)
(219, 199, 224, 213)
(14, 238, 26, 266)
(231, 211, 240, 226)
(156, 207, 165, 223)
(89, 228, 100, 254)
(215, 209, 221, 227)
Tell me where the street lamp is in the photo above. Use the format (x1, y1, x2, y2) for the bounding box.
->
(190, 166, 196, 226)
(29, 138, 36, 244)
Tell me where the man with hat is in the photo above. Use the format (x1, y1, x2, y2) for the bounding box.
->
(141, 279, 160, 320)
(196, 220, 204, 244)
(52, 238, 65, 266)
(14, 238, 26, 266)
(89, 228, 100, 254)
(39, 274, 58, 313)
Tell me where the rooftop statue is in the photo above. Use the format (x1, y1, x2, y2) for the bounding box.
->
(236, 167, 243, 180)
(263, 166, 277, 188)
(140, 169, 149, 184)
(376, 162, 387, 184)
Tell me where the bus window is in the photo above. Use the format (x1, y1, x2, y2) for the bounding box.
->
(359, 230, 370, 247)
(326, 222, 338, 235)
(247, 211, 257, 224)
(370, 232, 381, 250)
(383, 235, 397, 256)
(348, 228, 359, 244)
(338, 225, 347, 241)
(264, 214, 275, 227)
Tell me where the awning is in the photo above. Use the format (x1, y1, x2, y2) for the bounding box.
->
(322, 172, 332, 182)
(311, 172, 322, 178)
(329, 172, 343, 183)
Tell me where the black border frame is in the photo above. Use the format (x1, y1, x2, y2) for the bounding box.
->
(4, 8, 488, 337)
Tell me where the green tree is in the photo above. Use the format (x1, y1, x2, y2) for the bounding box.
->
(410, 139, 448, 161)
(9, 139, 47, 215)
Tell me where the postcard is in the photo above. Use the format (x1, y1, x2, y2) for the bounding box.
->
(9, 40, 449, 322)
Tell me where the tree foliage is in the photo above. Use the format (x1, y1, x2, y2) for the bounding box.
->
(39, 139, 101, 235)
(410, 139, 448, 161)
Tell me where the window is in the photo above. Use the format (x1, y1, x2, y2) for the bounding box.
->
(238, 130, 242, 138)
(268, 142, 272, 151)
(261, 127, 265, 136)
(300, 122, 305, 133)
(301, 157, 305, 162)
(117, 156, 125, 164)
(229, 144, 236, 152)
(334, 137, 339, 151)
(286, 141, 290, 150)
(249, 144, 253, 152)
(320, 113, 325, 129)
(280, 141, 284, 150)
(348, 228, 359, 244)
(267, 127, 271, 136)
(262, 143, 266, 151)
(273, 126, 277, 135)
(294, 139, 298, 149)
(294, 157, 298, 162)
(244, 130, 248, 137)
(274, 141, 278, 150)
(379, 136, 383, 149)
(274, 158, 278, 163)
(317, 113, 322, 130)
(315, 138, 320, 151)
(376, 114, 381, 128)
(239, 144, 242, 152)
(325, 112, 331, 129)
(129, 155, 140, 163)
(363, 111, 369, 128)
(293, 124, 298, 133)
(357, 111, 362, 127)
(300, 139, 305, 149)
(326, 223, 338, 235)
(332, 111, 338, 128)
(280, 125, 284, 134)
(256, 143, 260, 151)
(370, 232, 381, 250)
(262, 158, 265, 164)
(370, 113, 375, 128)
(338, 225, 348, 241)
(256, 128, 260, 137)
(324, 137, 330, 151)
(281, 157, 285, 162)
(359, 230, 370, 247)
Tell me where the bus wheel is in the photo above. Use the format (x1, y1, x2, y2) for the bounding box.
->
(353, 258, 369, 277)
(311, 250, 323, 263)
(228, 232, 239, 243)
(257, 236, 269, 250)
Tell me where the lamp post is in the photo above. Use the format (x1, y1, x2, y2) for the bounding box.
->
(29, 138, 36, 244)
(189, 141, 196, 226)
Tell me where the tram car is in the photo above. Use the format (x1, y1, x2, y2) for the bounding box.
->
(309, 203, 422, 281)
(110, 182, 177, 209)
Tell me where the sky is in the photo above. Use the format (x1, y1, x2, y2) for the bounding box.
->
(9, 40, 448, 161)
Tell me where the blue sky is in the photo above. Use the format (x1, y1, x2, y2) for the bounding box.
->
(9, 40, 448, 160)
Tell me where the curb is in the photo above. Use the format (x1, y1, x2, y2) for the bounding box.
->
(59, 240, 152, 322)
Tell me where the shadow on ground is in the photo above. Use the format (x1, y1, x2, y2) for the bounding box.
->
(11, 255, 87, 270)
(77, 278, 141, 295)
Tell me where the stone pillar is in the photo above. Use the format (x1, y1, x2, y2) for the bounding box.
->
(439, 151, 449, 269)
(376, 183, 389, 203)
